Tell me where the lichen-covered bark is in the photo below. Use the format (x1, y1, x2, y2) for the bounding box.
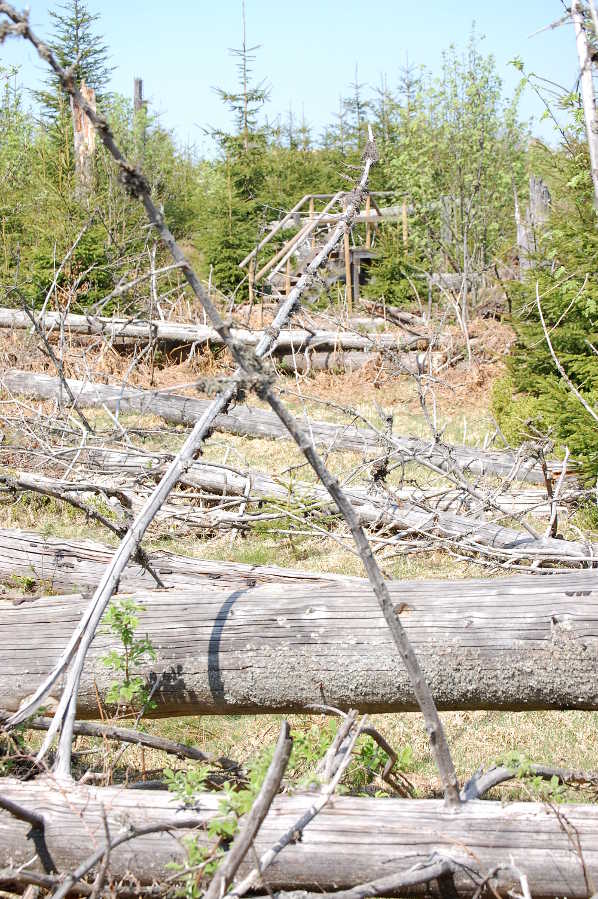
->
(3, 576, 597, 716)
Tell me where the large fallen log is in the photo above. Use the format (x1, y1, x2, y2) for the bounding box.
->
(8, 458, 589, 563)
(0, 779, 597, 897)
(0, 528, 350, 595)
(0, 307, 426, 353)
(3, 573, 598, 715)
(1, 370, 573, 484)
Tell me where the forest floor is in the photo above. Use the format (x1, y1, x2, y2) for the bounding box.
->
(1, 311, 597, 805)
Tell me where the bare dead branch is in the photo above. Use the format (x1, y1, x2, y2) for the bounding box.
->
(204, 721, 292, 899)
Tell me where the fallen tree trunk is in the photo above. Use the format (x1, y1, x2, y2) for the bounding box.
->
(0, 528, 350, 595)
(277, 349, 447, 374)
(8, 452, 567, 520)
(1, 370, 573, 484)
(8, 460, 588, 563)
(3, 573, 598, 715)
(0, 307, 426, 354)
(0, 779, 597, 897)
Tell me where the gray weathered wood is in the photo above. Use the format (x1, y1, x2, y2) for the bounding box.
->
(11, 452, 566, 520)
(1, 370, 573, 484)
(277, 349, 446, 374)
(0, 779, 597, 897)
(0, 308, 423, 354)
(3, 572, 598, 716)
(10, 459, 585, 563)
(0, 528, 349, 595)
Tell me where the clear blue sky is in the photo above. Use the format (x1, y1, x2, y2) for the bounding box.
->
(1, 0, 576, 154)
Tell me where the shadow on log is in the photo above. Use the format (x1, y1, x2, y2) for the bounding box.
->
(3, 574, 598, 716)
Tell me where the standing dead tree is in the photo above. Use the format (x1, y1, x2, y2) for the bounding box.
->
(571, 0, 598, 210)
(71, 80, 96, 197)
(0, 3, 460, 805)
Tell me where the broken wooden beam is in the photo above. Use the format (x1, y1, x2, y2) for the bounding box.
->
(3, 572, 598, 716)
(0, 779, 597, 898)
(1, 370, 574, 484)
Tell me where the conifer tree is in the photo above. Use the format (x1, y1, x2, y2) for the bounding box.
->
(37, 0, 113, 117)
(201, 1, 270, 295)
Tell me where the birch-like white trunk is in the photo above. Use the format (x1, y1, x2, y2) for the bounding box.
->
(571, 0, 598, 210)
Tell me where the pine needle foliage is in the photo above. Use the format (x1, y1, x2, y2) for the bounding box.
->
(495, 140, 598, 480)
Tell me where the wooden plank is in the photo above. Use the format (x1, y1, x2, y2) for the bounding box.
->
(2, 572, 598, 715)
(1, 370, 571, 484)
(1, 779, 597, 897)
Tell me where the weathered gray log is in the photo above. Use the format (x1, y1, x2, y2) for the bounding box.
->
(3, 572, 598, 716)
(10, 459, 588, 563)
(277, 350, 447, 374)
(1, 370, 573, 484)
(10, 452, 566, 520)
(278, 350, 380, 373)
(0, 308, 425, 354)
(0, 528, 350, 595)
(0, 779, 597, 897)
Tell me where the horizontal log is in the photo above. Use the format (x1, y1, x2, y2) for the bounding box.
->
(278, 350, 380, 373)
(0, 528, 350, 595)
(10, 457, 587, 563)
(0, 779, 597, 897)
(277, 350, 447, 374)
(0, 308, 425, 353)
(1, 370, 573, 484)
(9, 449, 566, 521)
(2, 572, 598, 715)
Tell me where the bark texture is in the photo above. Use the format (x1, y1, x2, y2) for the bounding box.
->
(0, 528, 349, 594)
(0, 779, 597, 898)
(0, 308, 424, 354)
(3, 574, 598, 716)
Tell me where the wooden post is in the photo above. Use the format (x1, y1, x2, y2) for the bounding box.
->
(402, 200, 408, 250)
(285, 256, 291, 295)
(344, 231, 352, 314)
(70, 80, 96, 197)
(309, 196, 315, 249)
(365, 194, 372, 249)
(248, 257, 255, 305)
(352, 254, 360, 306)
(133, 77, 147, 160)
(134, 78, 144, 113)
